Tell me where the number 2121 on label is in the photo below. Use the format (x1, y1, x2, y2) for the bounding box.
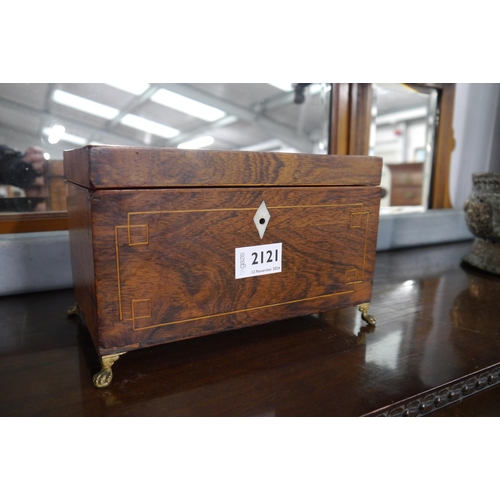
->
(235, 243, 282, 279)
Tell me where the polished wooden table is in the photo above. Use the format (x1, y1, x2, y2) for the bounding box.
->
(1, 240, 499, 416)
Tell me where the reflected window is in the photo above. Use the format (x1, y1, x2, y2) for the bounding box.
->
(0, 83, 332, 213)
(369, 83, 438, 212)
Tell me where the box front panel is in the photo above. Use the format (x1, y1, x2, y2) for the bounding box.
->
(91, 187, 380, 352)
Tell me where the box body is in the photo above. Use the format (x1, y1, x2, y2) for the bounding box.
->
(64, 147, 382, 356)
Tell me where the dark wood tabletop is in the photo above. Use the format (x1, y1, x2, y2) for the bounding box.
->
(2, 239, 499, 417)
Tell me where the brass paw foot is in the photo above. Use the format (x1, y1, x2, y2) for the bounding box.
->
(67, 302, 80, 316)
(93, 353, 125, 388)
(359, 303, 376, 326)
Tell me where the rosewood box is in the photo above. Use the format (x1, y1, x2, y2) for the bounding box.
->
(64, 146, 382, 387)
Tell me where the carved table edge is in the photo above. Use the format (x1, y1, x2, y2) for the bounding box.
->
(362, 364, 500, 417)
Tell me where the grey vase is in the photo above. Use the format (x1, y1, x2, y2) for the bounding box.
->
(463, 172, 500, 275)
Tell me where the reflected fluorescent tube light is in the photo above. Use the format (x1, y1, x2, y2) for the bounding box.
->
(308, 83, 325, 95)
(52, 89, 119, 120)
(268, 83, 293, 91)
(61, 132, 88, 145)
(47, 125, 65, 144)
(177, 136, 214, 149)
(43, 127, 87, 145)
(105, 83, 150, 95)
(151, 89, 225, 122)
(120, 114, 179, 139)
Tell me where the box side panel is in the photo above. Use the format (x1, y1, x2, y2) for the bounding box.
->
(90, 186, 381, 354)
(84, 146, 382, 188)
(66, 182, 98, 348)
(63, 148, 90, 189)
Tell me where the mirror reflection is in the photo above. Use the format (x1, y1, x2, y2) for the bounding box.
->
(0, 83, 332, 213)
(370, 83, 438, 212)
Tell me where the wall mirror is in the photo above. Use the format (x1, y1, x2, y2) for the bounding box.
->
(0, 82, 454, 234)
(0, 83, 332, 223)
(369, 83, 438, 213)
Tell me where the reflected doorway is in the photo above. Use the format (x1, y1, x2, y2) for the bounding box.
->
(370, 83, 438, 212)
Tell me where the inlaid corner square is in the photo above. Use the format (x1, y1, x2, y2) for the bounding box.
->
(129, 224, 149, 246)
(345, 269, 358, 284)
(350, 213, 364, 228)
(132, 299, 152, 320)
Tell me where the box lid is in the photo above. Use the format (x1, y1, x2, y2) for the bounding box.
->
(63, 146, 382, 189)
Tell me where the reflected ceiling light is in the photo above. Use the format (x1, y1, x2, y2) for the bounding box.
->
(52, 89, 119, 120)
(308, 83, 325, 95)
(105, 83, 150, 95)
(62, 132, 88, 145)
(43, 127, 87, 146)
(151, 89, 225, 122)
(43, 153, 50, 160)
(120, 114, 179, 139)
(47, 125, 65, 144)
(177, 136, 214, 149)
(268, 83, 293, 92)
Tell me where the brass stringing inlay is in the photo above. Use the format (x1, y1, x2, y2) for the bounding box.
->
(114, 202, 371, 330)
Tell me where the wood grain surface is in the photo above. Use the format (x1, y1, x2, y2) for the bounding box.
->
(4, 241, 500, 416)
(64, 147, 382, 358)
(88, 186, 381, 354)
(63, 146, 382, 189)
(0, 211, 68, 234)
(66, 182, 99, 349)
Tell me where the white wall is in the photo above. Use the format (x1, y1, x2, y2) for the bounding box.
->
(449, 83, 500, 209)
(0, 231, 73, 295)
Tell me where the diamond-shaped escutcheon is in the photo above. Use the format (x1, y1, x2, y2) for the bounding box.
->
(253, 200, 271, 239)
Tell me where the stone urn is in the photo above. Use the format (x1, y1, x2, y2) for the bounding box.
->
(463, 172, 500, 275)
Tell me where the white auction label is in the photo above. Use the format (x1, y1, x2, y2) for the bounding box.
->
(235, 243, 282, 279)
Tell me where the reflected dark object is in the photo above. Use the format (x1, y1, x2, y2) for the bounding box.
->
(0, 197, 45, 212)
(463, 172, 500, 275)
(452, 263, 499, 333)
(293, 83, 311, 104)
(355, 324, 376, 346)
(0, 145, 42, 189)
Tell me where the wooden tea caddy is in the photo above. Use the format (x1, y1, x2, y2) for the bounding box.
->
(64, 146, 382, 387)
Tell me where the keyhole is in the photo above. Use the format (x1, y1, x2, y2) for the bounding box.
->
(259, 218, 266, 225)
